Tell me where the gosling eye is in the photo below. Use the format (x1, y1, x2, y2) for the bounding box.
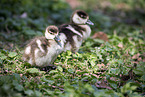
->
(81, 15, 87, 19)
(80, 15, 83, 18)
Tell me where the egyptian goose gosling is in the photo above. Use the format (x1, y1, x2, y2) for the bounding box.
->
(59, 10, 94, 53)
(23, 25, 65, 67)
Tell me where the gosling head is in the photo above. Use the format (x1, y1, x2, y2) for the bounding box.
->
(71, 10, 94, 25)
(45, 25, 59, 39)
(45, 25, 61, 46)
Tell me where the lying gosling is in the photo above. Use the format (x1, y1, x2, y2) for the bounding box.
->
(23, 25, 65, 67)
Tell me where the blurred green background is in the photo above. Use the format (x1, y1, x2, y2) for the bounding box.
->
(0, 0, 144, 50)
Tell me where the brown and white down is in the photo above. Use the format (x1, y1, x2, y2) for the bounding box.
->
(59, 10, 94, 53)
(23, 25, 65, 67)
(23, 10, 93, 67)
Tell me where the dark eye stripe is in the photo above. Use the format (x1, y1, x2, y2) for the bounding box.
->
(77, 11, 87, 19)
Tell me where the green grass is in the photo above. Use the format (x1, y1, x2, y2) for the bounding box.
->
(0, 0, 145, 97)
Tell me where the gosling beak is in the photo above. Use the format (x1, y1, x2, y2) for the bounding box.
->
(86, 19, 94, 25)
(54, 35, 62, 47)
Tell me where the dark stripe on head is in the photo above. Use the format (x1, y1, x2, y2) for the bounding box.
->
(46, 25, 59, 35)
(71, 10, 88, 23)
(76, 10, 88, 19)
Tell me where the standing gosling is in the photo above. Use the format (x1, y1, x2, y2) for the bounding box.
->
(59, 10, 94, 53)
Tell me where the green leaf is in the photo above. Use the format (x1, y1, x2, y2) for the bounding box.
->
(108, 79, 118, 89)
(66, 50, 72, 56)
(49, 70, 58, 74)
(141, 75, 145, 81)
(34, 90, 42, 97)
(2, 84, 11, 91)
(13, 73, 21, 81)
(89, 59, 96, 67)
(12, 79, 24, 91)
(25, 90, 34, 96)
(24, 30, 36, 36)
(8, 52, 17, 58)
(12, 80, 19, 86)
(110, 68, 120, 74)
(130, 86, 137, 90)
(43, 88, 54, 95)
(94, 39, 105, 44)
(0, 52, 7, 59)
(46, 80, 54, 84)
(121, 82, 137, 94)
(15, 84, 24, 91)
(36, 31, 43, 36)
(57, 66, 63, 72)
(26, 68, 39, 74)
(68, 68, 74, 74)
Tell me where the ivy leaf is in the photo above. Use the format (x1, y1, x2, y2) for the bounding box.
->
(36, 31, 43, 36)
(26, 68, 39, 74)
(49, 70, 58, 74)
(0, 52, 7, 59)
(121, 83, 137, 94)
(25, 90, 34, 96)
(141, 75, 145, 81)
(68, 68, 74, 74)
(24, 30, 36, 36)
(94, 39, 105, 44)
(89, 59, 96, 67)
(15, 84, 24, 91)
(34, 90, 42, 97)
(8, 52, 17, 58)
(42, 88, 54, 95)
(66, 50, 72, 56)
(57, 66, 63, 72)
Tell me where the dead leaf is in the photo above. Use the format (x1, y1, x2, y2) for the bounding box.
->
(92, 32, 109, 41)
(100, 1, 111, 8)
(66, 0, 80, 9)
(116, 3, 129, 10)
(118, 43, 123, 48)
(132, 53, 140, 59)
